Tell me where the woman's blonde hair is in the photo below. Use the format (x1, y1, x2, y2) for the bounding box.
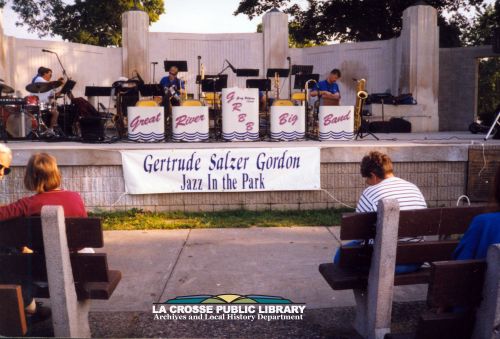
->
(24, 153, 61, 193)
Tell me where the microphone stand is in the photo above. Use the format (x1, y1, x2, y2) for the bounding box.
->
(52, 51, 70, 139)
(197, 56, 201, 100)
(212, 61, 234, 140)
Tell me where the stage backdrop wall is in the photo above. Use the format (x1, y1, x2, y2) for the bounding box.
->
(149, 32, 264, 97)
(2, 36, 123, 98)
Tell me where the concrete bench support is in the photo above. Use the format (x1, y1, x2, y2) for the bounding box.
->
(353, 199, 400, 339)
(41, 206, 91, 338)
(474, 244, 500, 339)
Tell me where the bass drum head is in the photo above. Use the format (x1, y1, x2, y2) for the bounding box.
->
(6, 112, 34, 138)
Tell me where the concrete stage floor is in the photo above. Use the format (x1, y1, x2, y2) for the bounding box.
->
(4, 131, 499, 166)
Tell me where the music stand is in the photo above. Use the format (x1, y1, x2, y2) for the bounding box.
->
(247, 79, 272, 139)
(200, 75, 228, 93)
(85, 86, 113, 97)
(291, 65, 313, 75)
(139, 84, 163, 97)
(266, 68, 290, 78)
(60, 79, 76, 95)
(294, 74, 319, 90)
(58, 79, 76, 137)
(164, 60, 188, 72)
(236, 69, 259, 77)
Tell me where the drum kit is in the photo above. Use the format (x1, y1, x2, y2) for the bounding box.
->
(0, 80, 63, 139)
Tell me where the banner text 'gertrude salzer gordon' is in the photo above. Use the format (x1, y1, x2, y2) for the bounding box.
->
(121, 147, 320, 194)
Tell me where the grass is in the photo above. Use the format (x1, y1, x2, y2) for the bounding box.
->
(89, 208, 353, 231)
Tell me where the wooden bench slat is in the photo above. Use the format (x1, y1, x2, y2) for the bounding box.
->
(319, 263, 430, 290)
(396, 241, 458, 264)
(79, 270, 122, 300)
(340, 206, 492, 240)
(0, 285, 27, 337)
(0, 217, 104, 249)
(339, 241, 459, 267)
(0, 253, 111, 284)
(427, 260, 486, 308)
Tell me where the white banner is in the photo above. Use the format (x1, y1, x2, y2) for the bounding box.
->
(121, 147, 320, 194)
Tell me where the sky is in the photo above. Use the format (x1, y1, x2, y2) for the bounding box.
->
(1, 0, 265, 40)
(1, 0, 497, 40)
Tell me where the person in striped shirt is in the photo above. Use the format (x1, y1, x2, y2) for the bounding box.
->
(334, 151, 427, 274)
(356, 151, 427, 213)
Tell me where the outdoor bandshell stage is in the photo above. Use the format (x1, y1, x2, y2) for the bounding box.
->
(2, 132, 499, 212)
(0, 2, 499, 212)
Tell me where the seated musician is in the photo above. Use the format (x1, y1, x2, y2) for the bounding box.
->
(30, 67, 62, 137)
(310, 69, 341, 106)
(160, 66, 185, 107)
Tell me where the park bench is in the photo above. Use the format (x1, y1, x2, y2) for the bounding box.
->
(0, 206, 121, 338)
(385, 246, 500, 339)
(319, 200, 500, 338)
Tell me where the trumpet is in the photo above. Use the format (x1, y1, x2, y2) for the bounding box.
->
(354, 79, 367, 131)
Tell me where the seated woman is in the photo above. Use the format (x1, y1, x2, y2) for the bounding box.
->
(0, 153, 87, 322)
(454, 165, 500, 260)
(0, 153, 86, 220)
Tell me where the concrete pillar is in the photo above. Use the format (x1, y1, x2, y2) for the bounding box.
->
(353, 199, 399, 339)
(122, 10, 150, 82)
(0, 8, 8, 83)
(398, 4, 439, 132)
(473, 244, 500, 339)
(262, 9, 289, 95)
(41, 206, 91, 338)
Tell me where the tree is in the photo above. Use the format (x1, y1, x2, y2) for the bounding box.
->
(0, 0, 165, 47)
(462, 1, 500, 122)
(235, 0, 485, 47)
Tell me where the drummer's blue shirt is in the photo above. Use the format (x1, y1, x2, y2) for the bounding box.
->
(453, 212, 500, 260)
(314, 80, 340, 94)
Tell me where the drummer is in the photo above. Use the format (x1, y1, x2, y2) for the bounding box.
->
(30, 67, 62, 136)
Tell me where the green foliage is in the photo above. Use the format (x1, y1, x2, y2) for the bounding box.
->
(235, 0, 485, 47)
(477, 57, 500, 123)
(1, 0, 164, 46)
(89, 208, 349, 230)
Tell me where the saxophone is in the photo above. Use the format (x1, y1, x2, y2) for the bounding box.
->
(274, 72, 280, 100)
(354, 78, 368, 131)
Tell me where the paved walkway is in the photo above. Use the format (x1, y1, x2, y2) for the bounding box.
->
(91, 227, 427, 312)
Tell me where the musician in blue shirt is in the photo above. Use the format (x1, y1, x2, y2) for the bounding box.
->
(159, 66, 185, 106)
(311, 69, 341, 105)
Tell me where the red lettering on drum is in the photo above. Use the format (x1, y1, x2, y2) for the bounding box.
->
(279, 113, 298, 126)
(323, 111, 351, 126)
(238, 113, 247, 122)
(175, 114, 205, 128)
(130, 113, 162, 132)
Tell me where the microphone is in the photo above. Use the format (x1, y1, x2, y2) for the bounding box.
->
(226, 59, 237, 73)
(42, 49, 55, 54)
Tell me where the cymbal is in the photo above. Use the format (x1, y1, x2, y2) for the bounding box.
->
(0, 83, 14, 94)
(25, 80, 62, 93)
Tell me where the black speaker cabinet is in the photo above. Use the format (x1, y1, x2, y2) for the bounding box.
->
(80, 117, 105, 142)
(389, 117, 412, 133)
